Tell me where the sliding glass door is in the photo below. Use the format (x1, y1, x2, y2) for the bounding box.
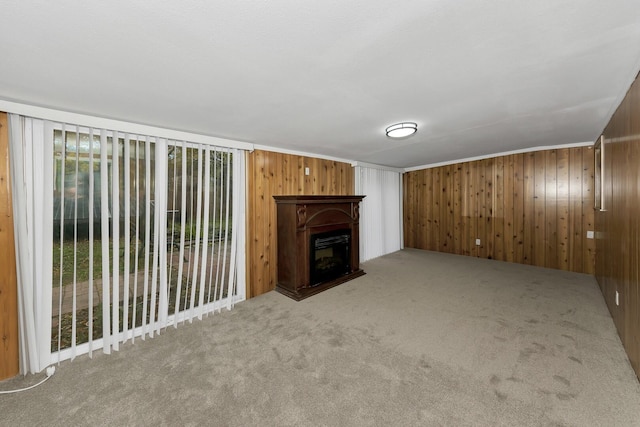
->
(51, 126, 245, 361)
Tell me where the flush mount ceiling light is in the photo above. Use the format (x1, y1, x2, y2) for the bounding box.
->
(385, 122, 417, 138)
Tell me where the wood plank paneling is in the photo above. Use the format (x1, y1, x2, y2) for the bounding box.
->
(246, 150, 354, 298)
(503, 155, 515, 263)
(403, 146, 595, 275)
(461, 162, 471, 256)
(522, 153, 535, 265)
(513, 154, 525, 263)
(568, 148, 583, 272)
(426, 170, 434, 251)
(469, 161, 479, 257)
(0, 112, 19, 380)
(556, 149, 570, 271)
(596, 72, 640, 380)
(453, 165, 461, 254)
(477, 162, 486, 258)
(485, 159, 495, 259)
(583, 147, 596, 274)
(544, 149, 558, 270)
(433, 168, 442, 251)
(495, 156, 505, 261)
(533, 151, 546, 267)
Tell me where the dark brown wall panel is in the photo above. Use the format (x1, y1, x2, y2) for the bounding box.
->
(246, 150, 354, 298)
(403, 146, 595, 275)
(0, 112, 19, 380)
(596, 73, 640, 379)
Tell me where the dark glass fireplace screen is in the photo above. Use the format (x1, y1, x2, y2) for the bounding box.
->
(309, 229, 351, 286)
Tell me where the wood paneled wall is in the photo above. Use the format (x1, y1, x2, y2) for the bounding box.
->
(403, 147, 595, 274)
(0, 112, 19, 379)
(596, 73, 640, 379)
(246, 150, 354, 298)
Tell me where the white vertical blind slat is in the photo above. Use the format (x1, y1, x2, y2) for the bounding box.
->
(142, 136, 152, 338)
(174, 141, 188, 325)
(197, 146, 211, 318)
(207, 149, 219, 310)
(206, 149, 218, 315)
(132, 137, 141, 343)
(214, 152, 226, 305)
(56, 124, 65, 361)
(189, 147, 204, 320)
(183, 152, 196, 316)
(156, 140, 169, 334)
(10, 117, 30, 372)
(233, 149, 247, 303)
(99, 129, 112, 354)
(167, 141, 178, 317)
(41, 121, 55, 368)
(111, 133, 120, 351)
(9, 116, 30, 372)
(88, 128, 95, 357)
(71, 128, 80, 360)
(123, 134, 131, 343)
(149, 140, 161, 335)
(221, 151, 232, 310)
(227, 149, 239, 309)
(149, 154, 160, 337)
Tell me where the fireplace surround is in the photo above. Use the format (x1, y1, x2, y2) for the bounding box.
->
(273, 195, 365, 300)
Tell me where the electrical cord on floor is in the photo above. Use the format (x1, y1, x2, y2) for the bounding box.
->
(0, 366, 55, 394)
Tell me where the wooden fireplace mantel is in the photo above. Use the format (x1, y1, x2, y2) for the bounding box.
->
(273, 195, 365, 300)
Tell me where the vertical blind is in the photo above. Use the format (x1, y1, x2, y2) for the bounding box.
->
(10, 115, 247, 372)
(355, 166, 403, 262)
(9, 117, 54, 374)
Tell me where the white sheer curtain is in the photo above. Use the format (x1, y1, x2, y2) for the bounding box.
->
(8, 114, 247, 374)
(355, 165, 403, 262)
(8, 115, 54, 374)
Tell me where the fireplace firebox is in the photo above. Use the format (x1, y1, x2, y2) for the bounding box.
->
(274, 195, 365, 300)
(310, 229, 351, 286)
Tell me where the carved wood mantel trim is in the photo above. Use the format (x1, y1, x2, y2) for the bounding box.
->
(273, 195, 365, 300)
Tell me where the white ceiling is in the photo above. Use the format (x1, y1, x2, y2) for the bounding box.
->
(2, 1, 640, 168)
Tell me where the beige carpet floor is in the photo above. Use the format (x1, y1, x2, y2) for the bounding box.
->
(2, 249, 639, 426)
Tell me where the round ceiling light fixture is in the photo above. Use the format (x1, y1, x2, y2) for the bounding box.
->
(385, 122, 417, 138)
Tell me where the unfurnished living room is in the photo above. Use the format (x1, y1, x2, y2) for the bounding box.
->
(1, 1, 640, 426)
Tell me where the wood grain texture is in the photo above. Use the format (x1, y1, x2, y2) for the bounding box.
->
(246, 150, 354, 298)
(403, 147, 595, 275)
(595, 72, 640, 379)
(0, 112, 19, 380)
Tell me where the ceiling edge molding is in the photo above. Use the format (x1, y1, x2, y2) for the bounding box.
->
(0, 99, 254, 151)
(404, 142, 595, 172)
(350, 161, 404, 173)
(252, 143, 355, 165)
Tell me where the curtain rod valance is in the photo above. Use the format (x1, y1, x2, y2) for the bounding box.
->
(0, 100, 254, 151)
